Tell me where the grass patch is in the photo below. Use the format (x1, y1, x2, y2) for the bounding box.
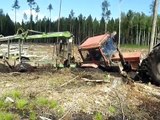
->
(0, 91, 60, 119)
(35, 97, 58, 109)
(49, 100, 58, 109)
(5, 90, 22, 99)
(56, 106, 64, 117)
(108, 106, 116, 114)
(29, 111, 37, 120)
(0, 97, 14, 109)
(0, 100, 5, 108)
(121, 44, 148, 49)
(95, 112, 103, 120)
(36, 97, 49, 106)
(16, 99, 28, 110)
(0, 112, 15, 120)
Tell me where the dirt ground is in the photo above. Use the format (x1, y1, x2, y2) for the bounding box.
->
(0, 44, 160, 120)
(0, 69, 160, 120)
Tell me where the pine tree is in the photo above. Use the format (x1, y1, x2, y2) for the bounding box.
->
(12, 0, 20, 33)
(27, 0, 36, 29)
(102, 0, 111, 33)
(47, 4, 53, 32)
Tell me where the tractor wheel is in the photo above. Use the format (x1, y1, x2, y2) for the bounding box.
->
(138, 45, 160, 85)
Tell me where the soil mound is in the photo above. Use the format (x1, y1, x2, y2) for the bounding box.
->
(0, 63, 10, 73)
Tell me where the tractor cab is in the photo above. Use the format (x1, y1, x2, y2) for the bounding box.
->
(79, 33, 141, 72)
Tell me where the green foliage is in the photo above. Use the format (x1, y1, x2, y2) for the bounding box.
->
(16, 99, 28, 110)
(121, 44, 148, 49)
(103, 74, 111, 83)
(47, 3, 53, 11)
(0, 100, 5, 108)
(95, 112, 103, 120)
(56, 106, 64, 117)
(36, 97, 58, 109)
(0, 90, 60, 119)
(0, 112, 15, 120)
(0, 99, 9, 109)
(36, 97, 49, 106)
(29, 111, 37, 120)
(108, 106, 116, 114)
(8, 90, 21, 99)
(102, 0, 111, 20)
(12, 0, 20, 9)
(49, 100, 58, 109)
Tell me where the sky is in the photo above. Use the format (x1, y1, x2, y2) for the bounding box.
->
(0, 0, 154, 23)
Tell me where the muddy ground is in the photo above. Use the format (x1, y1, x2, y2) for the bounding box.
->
(0, 44, 160, 120)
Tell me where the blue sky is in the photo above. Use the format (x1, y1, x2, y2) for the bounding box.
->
(0, 0, 154, 22)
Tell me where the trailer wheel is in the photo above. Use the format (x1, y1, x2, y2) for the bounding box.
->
(138, 45, 160, 85)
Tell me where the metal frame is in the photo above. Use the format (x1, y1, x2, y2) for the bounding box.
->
(0, 29, 74, 67)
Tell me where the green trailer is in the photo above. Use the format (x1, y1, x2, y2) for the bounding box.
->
(0, 29, 75, 69)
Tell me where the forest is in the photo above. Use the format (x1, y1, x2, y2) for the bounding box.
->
(0, 0, 159, 46)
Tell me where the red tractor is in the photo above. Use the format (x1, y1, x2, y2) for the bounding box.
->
(78, 33, 160, 86)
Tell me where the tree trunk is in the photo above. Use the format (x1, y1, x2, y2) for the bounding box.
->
(143, 30, 146, 45)
(105, 20, 108, 33)
(49, 11, 51, 32)
(15, 9, 17, 33)
(0, 19, 2, 32)
(154, 26, 157, 45)
(78, 21, 81, 45)
(149, 0, 159, 52)
(30, 7, 32, 30)
(138, 27, 141, 45)
(136, 24, 139, 45)
(148, 31, 150, 46)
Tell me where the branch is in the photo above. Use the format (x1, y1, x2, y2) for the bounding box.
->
(60, 75, 79, 87)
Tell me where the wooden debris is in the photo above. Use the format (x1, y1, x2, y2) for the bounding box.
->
(81, 78, 110, 83)
(60, 75, 79, 87)
(5, 97, 14, 103)
(39, 116, 52, 120)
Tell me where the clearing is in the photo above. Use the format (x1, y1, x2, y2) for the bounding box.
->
(0, 44, 159, 120)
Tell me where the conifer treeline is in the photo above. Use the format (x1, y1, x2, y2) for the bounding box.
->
(0, 8, 159, 45)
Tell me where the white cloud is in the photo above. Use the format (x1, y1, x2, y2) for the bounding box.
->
(23, 9, 44, 19)
(8, 9, 60, 23)
(23, 9, 37, 16)
(8, 9, 45, 23)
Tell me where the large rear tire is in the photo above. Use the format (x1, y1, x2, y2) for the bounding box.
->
(138, 45, 160, 85)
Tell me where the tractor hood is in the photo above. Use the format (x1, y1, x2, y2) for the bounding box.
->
(79, 34, 110, 50)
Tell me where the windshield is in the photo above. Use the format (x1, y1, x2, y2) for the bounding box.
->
(102, 38, 117, 58)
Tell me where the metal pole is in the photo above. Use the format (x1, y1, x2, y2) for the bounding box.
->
(56, 0, 62, 67)
(18, 39, 21, 63)
(7, 40, 10, 58)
